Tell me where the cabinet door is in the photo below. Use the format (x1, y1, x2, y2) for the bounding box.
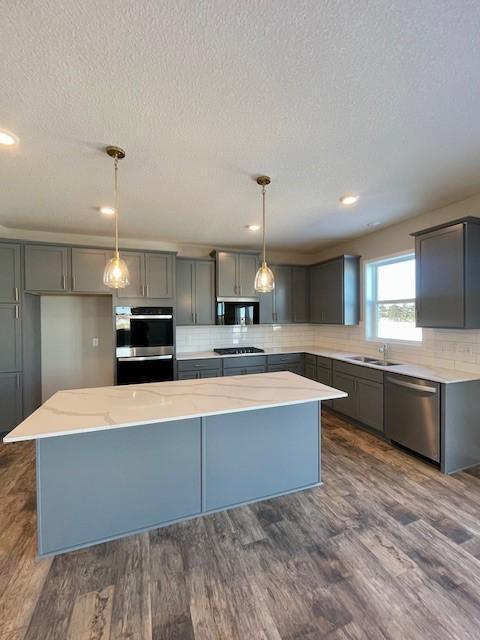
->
(332, 372, 356, 418)
(0, 243, 21, 303)
(71, 248, 112, 293)
(217, 252, 238, 297)
(304, 361, 317, 380)
(416, 225, 464, 328)
(177, 371, 201, 380)
(316, 365, 333, 407)
(176, 260, 194, 325)
(0, 305, 22, 371)
(25, 245, 70, 292)
(199, 370, 220, 378)
(238, 254, 258, 298)
(322, 258, 344, 324)
(117, 251, 145, 298)
(273, 266, 292, 323)
(309, 263, 326, 323)
(259, 292, 274, 324)
(195, 261, 215, 325)
(356, 379, 384, 432)
(0, 373, 22, 433)
(145, 253, 174, 298)
(292, 266, 309, 322)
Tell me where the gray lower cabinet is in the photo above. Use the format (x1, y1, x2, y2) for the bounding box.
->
(223, 356, 267, 375)
(71, 247, 113, 293)
(176, 259, 215, 325)
(0, 372, 22, 433)
(223, 365, 266, 376)
(0, 305, 22, 372)
(310, 255, 360, 325)
(267, 353, 304, 376)
(177, 358, 223, 380)
(0, 243, 21, 303)
(25, 244, 70, 292)
(332, 361, 384, 432)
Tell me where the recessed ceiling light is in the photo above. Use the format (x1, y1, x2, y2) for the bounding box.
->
(246, 224, 260, 231)
(0, 129, 19, 146)
(339, 194, 359, 206)
(100, 206, 116, 215)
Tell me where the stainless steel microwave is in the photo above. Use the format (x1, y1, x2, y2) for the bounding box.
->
(216, 300, 259, 326)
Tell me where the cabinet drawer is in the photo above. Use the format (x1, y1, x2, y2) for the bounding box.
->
(224, 365, 266, 376)
(177, 358, 222, 372)
(267, 353, 304, 366)
(316, 355, 332, 369)
(223, 356, 267, 369)
(267, 363, 304, 376)
(333, 359, 384, 384)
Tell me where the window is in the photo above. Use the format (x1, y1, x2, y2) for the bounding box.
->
(365, 254, 422, 342)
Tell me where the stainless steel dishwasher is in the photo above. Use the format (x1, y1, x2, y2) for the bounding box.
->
(384, 374, 440, 463)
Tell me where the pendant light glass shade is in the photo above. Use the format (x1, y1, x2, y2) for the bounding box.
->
(254, 176, 275, 293)
(254, 261, 275, 292)
(103, 251, 130, 288)
(102, 146, 130, 289)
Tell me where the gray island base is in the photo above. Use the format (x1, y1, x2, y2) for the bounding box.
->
(5, 371, 346, 556)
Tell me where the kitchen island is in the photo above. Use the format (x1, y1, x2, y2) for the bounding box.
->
(4, 371, 346, 556)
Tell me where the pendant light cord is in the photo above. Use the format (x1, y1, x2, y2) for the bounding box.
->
(114, 155, 119, 256)
(262, 184, 266, 264)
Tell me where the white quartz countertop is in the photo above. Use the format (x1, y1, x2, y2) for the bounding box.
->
(176, 345, 480, 384)
(4, 371, 346, 443)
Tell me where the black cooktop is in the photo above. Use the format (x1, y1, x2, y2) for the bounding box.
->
(214, 347, 265, 355)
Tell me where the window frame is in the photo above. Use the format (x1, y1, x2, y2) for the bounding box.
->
(365, 252, 422, 345)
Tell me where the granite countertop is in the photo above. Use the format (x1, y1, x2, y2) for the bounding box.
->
(4, 371, 346, 443)
(175, 345, 480, 385)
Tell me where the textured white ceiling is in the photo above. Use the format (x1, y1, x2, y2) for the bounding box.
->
(2, 0, 480, 252)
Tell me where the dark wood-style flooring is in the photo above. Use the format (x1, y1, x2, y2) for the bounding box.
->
(2, 411, 480, 639)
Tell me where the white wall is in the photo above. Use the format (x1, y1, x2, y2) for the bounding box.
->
(41, 296, 114, 401)
(310, 193, 480, 374)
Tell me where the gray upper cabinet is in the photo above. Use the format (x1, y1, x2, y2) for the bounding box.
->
(117, 251, 175, 299)
(0, 305, 22, 372)
(0, 372, 23, 434)
(145, 253, 174, 298)
(176, 259, 215, 325)
(412, 217, 480, 329)
(0, 243, 21, 303)
(212, 251, 259, 298)
(273, 265, 292, 324)
(238, 254, 258, 298)
(117, 251, 145, 298)
(71, 248, 113, 293)
(292, 266, 309, 323)
(25, 244, 70, 293)
(310, 255, 360, 325)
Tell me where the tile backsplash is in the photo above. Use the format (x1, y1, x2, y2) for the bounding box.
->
(176, 323, 480, 374)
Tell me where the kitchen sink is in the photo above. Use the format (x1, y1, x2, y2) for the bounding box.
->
(348, 356, 379, 363)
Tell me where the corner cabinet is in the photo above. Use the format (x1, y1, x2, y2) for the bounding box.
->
(309, 255, 360, 325)
(176, 259, 215, 325)
(211, 250, 259, 298)
(412, 217, 480, 329)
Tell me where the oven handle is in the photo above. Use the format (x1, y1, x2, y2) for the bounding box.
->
(118, 355, 173, 362)
(386, 377, 437, 394)
(120, 314, 173, 320)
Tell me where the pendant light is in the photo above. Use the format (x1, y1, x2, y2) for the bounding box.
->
(103, 146, 130, 289)
(254, 176, 275, 293)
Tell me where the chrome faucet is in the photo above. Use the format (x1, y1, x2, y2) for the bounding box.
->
(378, 343, 388, 363)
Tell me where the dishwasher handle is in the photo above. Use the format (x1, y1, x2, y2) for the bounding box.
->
(386, 377, 437, 394)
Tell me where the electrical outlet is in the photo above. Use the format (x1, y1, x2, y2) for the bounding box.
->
(92, 337, 99, 347)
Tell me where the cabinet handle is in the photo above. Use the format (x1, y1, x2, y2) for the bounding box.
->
(62, 274, 66, 290)
(15, 306, 19, 319)
(14, 287, 19, 302)
(191, 311, 195, 323)
(72, 275, 76, 290)
(16, 374, 20, 389)
(195, 311, 198, 323)
(145, 283, 149, 297)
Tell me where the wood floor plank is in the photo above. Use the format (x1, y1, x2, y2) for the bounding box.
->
(67, 585, 114, 640)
